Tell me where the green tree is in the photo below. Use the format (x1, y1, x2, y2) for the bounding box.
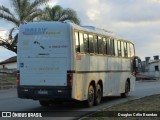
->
(0, 0, 48, 53)
(41, 5, 80, 25)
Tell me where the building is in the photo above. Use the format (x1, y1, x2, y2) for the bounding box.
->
(142, 56, 160, 80)
(0, 56, 17, 70)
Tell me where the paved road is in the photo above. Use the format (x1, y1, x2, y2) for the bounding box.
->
(0, 80, 160, 120)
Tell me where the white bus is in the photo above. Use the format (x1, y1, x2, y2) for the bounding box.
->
(17, 21, 137, 107)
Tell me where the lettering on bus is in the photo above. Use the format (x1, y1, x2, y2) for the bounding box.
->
(23, 28, 47, 35)
(49, 45, 67, 48)
(23, 28, 63, 35)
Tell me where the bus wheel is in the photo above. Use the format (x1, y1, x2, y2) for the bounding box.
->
(121, 81, 129, 98)
(39, 100, 49, 106)
(94, 84, 102, 105)
(87, 85, 95, 107)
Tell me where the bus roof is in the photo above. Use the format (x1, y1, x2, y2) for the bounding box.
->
(20, 21, 134, 44)
(65, 21, 134, 44)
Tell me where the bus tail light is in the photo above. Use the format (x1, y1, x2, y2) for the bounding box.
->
(16, 72, 20, 84)
(67, 73, 73, 87)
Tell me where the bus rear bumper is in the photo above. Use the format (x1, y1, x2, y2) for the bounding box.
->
(17, 86, 72, 101)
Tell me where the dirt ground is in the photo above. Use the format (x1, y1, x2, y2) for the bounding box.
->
(83, 94, 160, 120)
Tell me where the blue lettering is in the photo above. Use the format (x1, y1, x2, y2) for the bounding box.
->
(23, 28, 47, 35)
(41, 28, 47, 34)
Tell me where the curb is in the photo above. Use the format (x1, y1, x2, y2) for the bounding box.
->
(78, 95, 156, 120)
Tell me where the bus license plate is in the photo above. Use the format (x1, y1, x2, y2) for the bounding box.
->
(38, 90, 48, 94)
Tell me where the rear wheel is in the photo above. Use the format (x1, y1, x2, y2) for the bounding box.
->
(94, 84, 102, 105)
(39, 100, 49, 106)
(87, 85, 95, 107)
(121, 81, 130, 98)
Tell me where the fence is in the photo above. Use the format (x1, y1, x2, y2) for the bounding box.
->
(142, 71, 160, 80)
(0, 69, 16, 77)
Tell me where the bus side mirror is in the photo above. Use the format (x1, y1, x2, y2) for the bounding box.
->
(135, 59, 139, 68)
(133, 56, 142, 73)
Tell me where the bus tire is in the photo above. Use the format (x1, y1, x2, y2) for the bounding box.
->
(39, 100, 49, 106)
(121, 81, 129, 98)
(87, 85, 95, 107)
(94, 84, 102, 105)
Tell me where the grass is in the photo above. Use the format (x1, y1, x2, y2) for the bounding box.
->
(82, 94, 160, 120)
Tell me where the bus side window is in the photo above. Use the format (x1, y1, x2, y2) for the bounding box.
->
(94, 35, 98, 54)
(110, 39, 114, 56)
(117, 41, 122, 57)
(83, 33, 89, 53)
(103, 37, 107, 54)
(124, 42, 128, 57)
(79, 32, 84, 53)
(98, 36, 103, 54)
(114, 40, 118, 56)
(130, 43, 135, 57)
(121, 41, 124, 57)
(89, 34, 94, 53)
(127, 43, 131, 58)
(75, 32, 80, 53)
(107, 38, 110, 55)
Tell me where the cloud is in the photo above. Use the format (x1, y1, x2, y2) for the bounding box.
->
(0, 47, 16, 62)
(0, 30, 7, 38)
(147, 0, 160, 3)
(113, 21, 160, 60)
(87, 9, 100, 21)
(48, 0, 58, 7)
(0, 0, 10, 7)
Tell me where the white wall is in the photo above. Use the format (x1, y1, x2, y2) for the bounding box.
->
(0, 62, 17, 69)
(144, 61, 160, 79)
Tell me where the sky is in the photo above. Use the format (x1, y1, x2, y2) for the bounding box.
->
(0, 0, 160, 61)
